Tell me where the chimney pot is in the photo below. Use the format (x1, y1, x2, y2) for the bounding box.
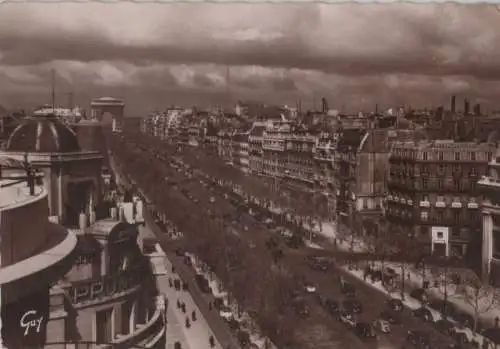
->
(110, 207, 118, 220)
(89, 210, 96, 224)
(118, 205, 125, 222)
(79, 212, 88, 231)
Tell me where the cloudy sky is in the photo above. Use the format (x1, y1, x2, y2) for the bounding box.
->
(0, 3, 499, 115)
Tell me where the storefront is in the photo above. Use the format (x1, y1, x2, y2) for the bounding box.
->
(1, 288, 49, 349)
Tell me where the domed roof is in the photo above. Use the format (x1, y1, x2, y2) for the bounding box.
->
(6, 114, 81, 153)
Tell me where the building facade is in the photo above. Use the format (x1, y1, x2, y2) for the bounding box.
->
(231, 133, 249, 173)
(248, 123, 266, 176)
(387, 140, 492, 260)
(479, 155, 500, 286)
(261, 121, 317, 191)
(0, 162, 77, 349)
(0, 112, 165, 348)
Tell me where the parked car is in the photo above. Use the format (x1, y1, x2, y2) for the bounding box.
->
(237, 331, 250, 347)
(175, 249, 184, 256)
(293, 298, 309, 318)
(406, 330, 431, 349)
(454, 312, 474, 328)
(285, 235, 304, 249)
(380, 310, 402, 325)
(387, 298, 404, 312)
(174, 279, 181, 291)
(429, 300, 458, 318)
(226, 318, 240, 331)
(355, 322, 377, 340)
(412, 307, 434, 323)
(451, 330, 471, 346)
(304, 283, 317, 293)
(410, 288, 429, 303)
(373, 319, 391, 334)
(341, 282, 357, 298)
(342, 299, 363, 314)
(338, 311, 356, 328)
(324, 299, 340, 315)
(219, 306, 233, 320)
(435, 319, 456, 336)
(213, 297, 224, 310)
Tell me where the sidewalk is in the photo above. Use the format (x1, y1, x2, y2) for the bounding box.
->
(157, 264, 222, 349)
(383, 261, 500, 326)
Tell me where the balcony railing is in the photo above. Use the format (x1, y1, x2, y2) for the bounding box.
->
(66, 265, 144, 306)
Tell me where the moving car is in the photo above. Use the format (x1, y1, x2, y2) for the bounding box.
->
(355, 322, 377, 340)
(284, 235, 304, 249)
(342, 299, 363, 314)
(341, 283, 357, 298)
(435, 319, 456, 336)
(373, 319, 391, 334)
(194, 274, 211, 294)
(410, 288, 429, 303)
(338, 311, 356, 328)
(380, 310, 402, 325)
(406, 330, 431, 349)
(304, 283, 317, 293)
(387, 298, 404, 312)
(324, 299, 340, 315)
(412, 307, 434, 323)
(219, 306, 233, 320)
(293, 298, 309, 318)
(306, 256, 331, 272)
(429, 300, 458, 318)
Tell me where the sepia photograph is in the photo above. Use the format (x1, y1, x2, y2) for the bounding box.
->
(0, 2, 500, 349)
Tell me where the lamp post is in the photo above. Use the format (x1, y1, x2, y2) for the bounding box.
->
(157, 294, 167, 347)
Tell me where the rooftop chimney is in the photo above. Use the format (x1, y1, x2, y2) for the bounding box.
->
(110, 206, 118, 220)
(464, 98, 470, 115)
(79, 212, 88, 232)
(451, 95, 456, 113)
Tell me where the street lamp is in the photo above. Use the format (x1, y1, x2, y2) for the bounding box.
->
(157, 294, 167, 345)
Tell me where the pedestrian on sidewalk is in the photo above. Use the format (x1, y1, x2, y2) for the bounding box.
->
(192, 310, 197, 321)
(209, 335, 215, 348)
(208, 301, 212, 311)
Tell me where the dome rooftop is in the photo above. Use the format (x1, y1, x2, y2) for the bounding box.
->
(6, 114, 81, 153)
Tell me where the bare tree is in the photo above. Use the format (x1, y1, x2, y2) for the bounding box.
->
(457, 274, 500, 332)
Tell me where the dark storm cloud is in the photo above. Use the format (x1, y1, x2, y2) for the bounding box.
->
(0, 3, 499, 79)
(0, 3, 500, 113)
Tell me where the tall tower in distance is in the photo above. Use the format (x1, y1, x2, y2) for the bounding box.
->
(451, 95, 456, 113)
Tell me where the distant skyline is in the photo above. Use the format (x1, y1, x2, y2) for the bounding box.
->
(0, 3, 499, 116)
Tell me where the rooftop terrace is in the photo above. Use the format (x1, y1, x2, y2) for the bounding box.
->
(0, 178, 44, 211)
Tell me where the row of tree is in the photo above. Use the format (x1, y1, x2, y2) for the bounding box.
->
(111, 129, 500, 338)
(107, 131, 310, 347)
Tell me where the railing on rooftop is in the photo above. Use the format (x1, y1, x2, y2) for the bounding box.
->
(44, 341, 158, 349)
